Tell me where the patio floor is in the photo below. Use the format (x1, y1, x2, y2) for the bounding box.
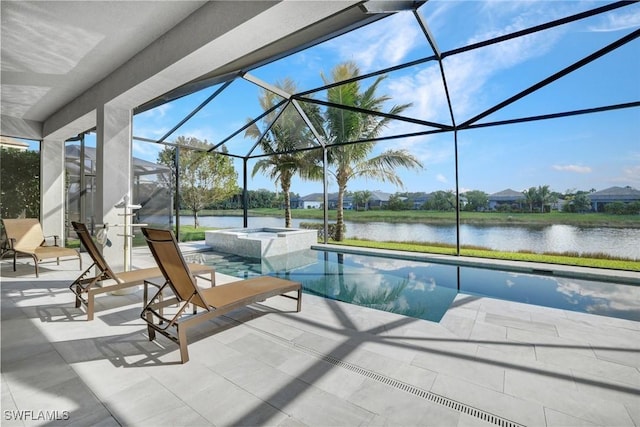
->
(1, 246, 639, 426)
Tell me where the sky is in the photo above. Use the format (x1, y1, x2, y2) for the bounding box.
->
(76, 1, 640, 197)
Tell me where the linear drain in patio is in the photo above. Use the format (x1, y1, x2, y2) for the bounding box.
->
(292, 343, 525, 427)
(228, 314, 524, 427)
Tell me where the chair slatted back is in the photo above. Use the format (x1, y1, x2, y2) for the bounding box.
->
(2, 218, 45, 250)
(142, 227, 207, 308)
(71, 222, 116, 279)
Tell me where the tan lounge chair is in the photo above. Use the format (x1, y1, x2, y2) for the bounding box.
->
(70, 221, 214, 321)
(141, 227, 302, 364)
(1, 218, 81, 277)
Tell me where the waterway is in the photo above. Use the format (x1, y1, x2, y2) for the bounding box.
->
(155, 215, 640, 260)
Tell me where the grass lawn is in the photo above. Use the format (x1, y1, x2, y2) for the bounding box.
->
(333, 239, 640, 272)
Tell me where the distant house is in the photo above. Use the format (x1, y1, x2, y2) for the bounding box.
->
(411, 192, 430, 209)
(302, 191, 395, 210)
(289, 196, 304, 209)
(367, 191, 393, 209)
(589, 186, 640, 212)
(488, 188, 525, 210)
(300, 193, 324, 209)
(327, 193, 353, 210)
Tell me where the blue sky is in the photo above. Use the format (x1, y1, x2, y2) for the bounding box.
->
(129, 1, 638, 196)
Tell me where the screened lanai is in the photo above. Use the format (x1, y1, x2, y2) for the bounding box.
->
(2, 3, 639, 425)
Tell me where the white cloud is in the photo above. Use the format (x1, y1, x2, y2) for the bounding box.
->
(132, 140, 162, 162)
(623, 165, 640, 185)
(588, 9, 640, 32)
(329, 12, 421, 73)
(609, 164, 640, 186)
(555, 278, 640, 315)
(552, 164, 593, 174)
(351, 254, 431, 271)
(137, 103, 171, 120)
(436, 173, 448, 183)
(375, 1, 569, 159)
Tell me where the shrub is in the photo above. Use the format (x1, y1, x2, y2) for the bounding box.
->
(300, 222, 345, 240)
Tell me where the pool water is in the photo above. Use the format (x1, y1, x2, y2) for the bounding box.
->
(184, 250, 640, 323)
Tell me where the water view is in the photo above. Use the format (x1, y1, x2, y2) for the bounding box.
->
(171, 215, 640, 260)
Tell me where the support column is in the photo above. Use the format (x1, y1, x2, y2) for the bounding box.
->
(96, 104, 132, 272)
(41, 139, 66, 244)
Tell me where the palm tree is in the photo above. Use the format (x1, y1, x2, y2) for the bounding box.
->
(523, 187, 537, 213)
(322, 62, 423, 240)
(352, 190, 371, 211)
(537, 185, 552, 213)
(246, 78, 322, 227)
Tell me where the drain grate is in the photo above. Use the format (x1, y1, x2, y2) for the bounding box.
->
(292, 343, 525, 427)
(224, 314, 525, 427)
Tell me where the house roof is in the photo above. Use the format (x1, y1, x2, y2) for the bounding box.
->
(488, 189, 525, 201)
(301, 193, 325, 202)
(65, 145, 170, 177)
(589, 186, 640, 201)
(368, 191, 392, 202)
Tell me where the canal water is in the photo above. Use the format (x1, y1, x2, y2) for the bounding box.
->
(158, 215, 640, 260)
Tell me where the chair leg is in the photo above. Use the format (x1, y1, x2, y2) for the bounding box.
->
(74, 284, 82, 308)
(12, 253, 16, 271)
(86, 292, 94, 321)
(147, 324, 156, 341)
(296, 288, 302, 312)
(32, 255, 39, 278)
(145, 310, 156, 341)
(178, 326, 189, 364)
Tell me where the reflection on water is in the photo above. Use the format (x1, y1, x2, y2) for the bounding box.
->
(156, 215, 640, 259)
(189, 249, 640, 322)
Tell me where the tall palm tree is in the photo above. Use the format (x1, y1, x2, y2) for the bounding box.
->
(246, 78, 322, 227)
(523, 187, 537, 213)
(322, 62, 423, 240)
(537, 185, 552, 213)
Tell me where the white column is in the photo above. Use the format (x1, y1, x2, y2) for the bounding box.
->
(96, 104, 132, 272)
(40, 139, 66, 244)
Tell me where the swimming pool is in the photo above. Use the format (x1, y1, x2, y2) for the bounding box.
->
(184, 249, 640, 323)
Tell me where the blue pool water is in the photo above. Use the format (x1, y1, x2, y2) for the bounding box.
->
(184, 249, 640, 322)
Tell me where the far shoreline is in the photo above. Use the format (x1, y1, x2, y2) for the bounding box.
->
(183, 208, 640, 229)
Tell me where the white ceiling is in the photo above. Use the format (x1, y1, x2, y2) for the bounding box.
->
(1, 1, 206, 123)
(1, 0, 401, 140)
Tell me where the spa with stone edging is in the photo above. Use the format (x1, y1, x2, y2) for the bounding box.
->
(204, 227, 318, 259)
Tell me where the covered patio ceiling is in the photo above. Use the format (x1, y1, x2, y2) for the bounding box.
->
(1, 0, 408, 141)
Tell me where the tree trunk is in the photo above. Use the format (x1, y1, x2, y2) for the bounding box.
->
(193, 211, 199, 228)
(284, 191, 291, 228)
(283, 181, 292, 228)
(336, 183, 345, 241)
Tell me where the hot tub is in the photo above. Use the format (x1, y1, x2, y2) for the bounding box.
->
(204, 227, 318, 258)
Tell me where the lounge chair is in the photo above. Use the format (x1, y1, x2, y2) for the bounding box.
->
(1, 218, 81, 277)
(141, 227, 302, 364)
(70, 221, 214, 321)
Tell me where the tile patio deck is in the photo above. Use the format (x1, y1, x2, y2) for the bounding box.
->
(1, 246, 639, 426)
